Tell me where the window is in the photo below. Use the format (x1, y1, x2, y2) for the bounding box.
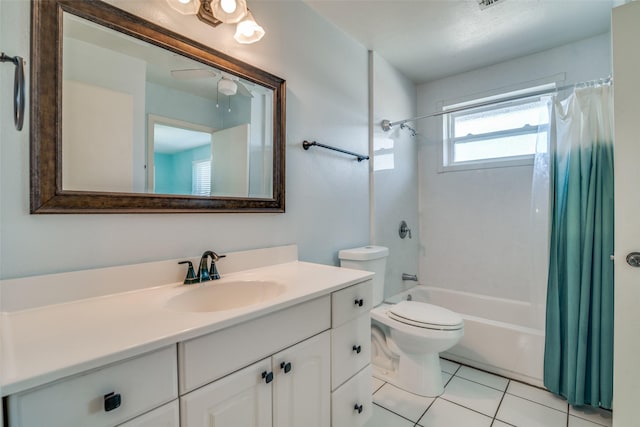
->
(442, 87, 551, 171)
(192, 159, 211, 196)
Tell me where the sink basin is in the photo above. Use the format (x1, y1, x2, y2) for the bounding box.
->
(165, 280, 287, 313)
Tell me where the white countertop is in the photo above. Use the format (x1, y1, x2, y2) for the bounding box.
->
(0, 260, 372, 396)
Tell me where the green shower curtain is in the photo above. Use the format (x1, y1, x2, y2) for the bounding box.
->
(543, 83, 614, 409)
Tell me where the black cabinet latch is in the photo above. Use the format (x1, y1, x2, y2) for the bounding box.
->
(262, 371, 274, 384)
(104, 392, 121, 412)
(280, 361, 292, 373)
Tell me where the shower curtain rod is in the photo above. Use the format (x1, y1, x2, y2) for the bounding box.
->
(381, 77, 612, 132)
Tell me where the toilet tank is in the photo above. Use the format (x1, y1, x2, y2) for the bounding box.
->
(339, 246, 389, 306)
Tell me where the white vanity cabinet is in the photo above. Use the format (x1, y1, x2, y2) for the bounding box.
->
(180, 331, 331, 427)
(7, 346, 178, 427)
(2, 272, 373, 427)
(178, 279, 372, 427)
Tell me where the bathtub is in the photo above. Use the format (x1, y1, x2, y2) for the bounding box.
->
(386, 285, 545, 387)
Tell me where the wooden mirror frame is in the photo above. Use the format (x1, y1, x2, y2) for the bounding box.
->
(30, 0, 286, 213)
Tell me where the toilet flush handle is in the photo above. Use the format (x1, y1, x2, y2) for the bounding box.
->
(354, 298, 364, 307)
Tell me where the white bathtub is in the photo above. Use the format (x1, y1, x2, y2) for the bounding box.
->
(387, 285, 545, 387)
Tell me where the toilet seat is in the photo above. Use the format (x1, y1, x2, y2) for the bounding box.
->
(388, 301, 463, 331)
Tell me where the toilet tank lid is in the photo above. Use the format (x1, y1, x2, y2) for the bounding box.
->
(339, 246, 389, 261)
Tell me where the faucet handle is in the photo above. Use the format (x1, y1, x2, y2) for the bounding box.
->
(209, 253, 226, 280)
(178, 261, 198, 285)
(212, 252, 226, 262)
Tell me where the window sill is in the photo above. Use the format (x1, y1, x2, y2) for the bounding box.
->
(438, 155, 534, 173)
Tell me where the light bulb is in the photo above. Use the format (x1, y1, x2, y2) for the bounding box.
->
(239, 22, 255, 37)
(211, 0, 246, 23)
(234, 10, 265, 44)
(178, 0, 191, 4)
(221, 0, 236, 13)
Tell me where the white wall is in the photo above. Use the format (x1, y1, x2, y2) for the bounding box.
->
(372, 52, 419, 298)
(0, 0, 370, 279)
(416, 33, 611, 305)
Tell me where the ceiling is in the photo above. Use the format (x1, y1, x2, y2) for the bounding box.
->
(304, 0, 621, 84)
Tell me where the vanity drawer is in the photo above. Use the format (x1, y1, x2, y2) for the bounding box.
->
(179, 295, 330, 393)
(331, 314, 371, 390)
(331, 280, 372, 327)
(8, 346, 178, 427)
(331, 365, 372, 427)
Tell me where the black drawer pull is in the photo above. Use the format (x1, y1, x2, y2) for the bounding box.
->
(352, 345, 362, 354)
(262, 371, 274, 384)
(354, 298, 364, 307)
(280, 361, 292, 373)
(104, 392, 121, 412)
(354, 403, 363, 414)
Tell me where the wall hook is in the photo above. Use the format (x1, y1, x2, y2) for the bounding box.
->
(1, 52, 25, 131)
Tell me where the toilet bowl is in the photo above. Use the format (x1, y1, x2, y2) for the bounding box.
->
(339, 246, 464, 397)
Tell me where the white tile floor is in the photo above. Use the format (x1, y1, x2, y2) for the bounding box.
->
(366, 359, 613, 427)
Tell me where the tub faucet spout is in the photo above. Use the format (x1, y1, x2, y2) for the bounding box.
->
(402, 273, 418, 282)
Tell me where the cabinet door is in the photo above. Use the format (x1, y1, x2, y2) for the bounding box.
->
(272, 331, 331, 427)
(180, 358, 272, 427)
(117, 400, 179, 427)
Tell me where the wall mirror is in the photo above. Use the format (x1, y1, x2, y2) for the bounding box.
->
(31, 0, 285, 213)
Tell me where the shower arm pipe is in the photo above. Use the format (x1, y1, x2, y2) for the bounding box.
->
(302, 140, 370, 162)
(381, 77, 612, 132)
(0, 52, 25, 131)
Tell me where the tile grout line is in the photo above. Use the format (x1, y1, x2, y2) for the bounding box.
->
(414, 395, 439, 427)
(504, 390, 570, 414)
(371, 402, 419, 426)
(372, 380, 386, 395)
(438, 395, 498, 421)
(490, 379, 509, 426)
(451, 373, 509, 393)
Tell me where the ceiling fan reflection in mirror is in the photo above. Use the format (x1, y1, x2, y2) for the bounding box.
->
(170, 68, 253, 111)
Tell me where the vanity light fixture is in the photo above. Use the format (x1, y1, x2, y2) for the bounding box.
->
(166, 0, 265, 43)
(234, 10, 265, 44)
(211, 0, 248, 23)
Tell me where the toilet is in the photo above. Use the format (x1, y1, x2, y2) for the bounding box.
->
(339, 245, 464, 397)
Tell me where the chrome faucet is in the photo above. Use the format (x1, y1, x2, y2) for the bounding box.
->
(199, 250, 226, 281)
(178, 250, 226, 284)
